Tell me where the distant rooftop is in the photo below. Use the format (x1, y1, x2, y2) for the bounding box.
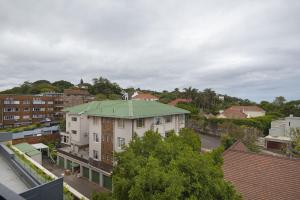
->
(63, 100, 190, 119)
(223, 141, 300, 200)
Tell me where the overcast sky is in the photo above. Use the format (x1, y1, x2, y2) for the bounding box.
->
(0, 0, 299, 102)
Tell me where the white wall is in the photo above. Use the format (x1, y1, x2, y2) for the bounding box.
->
(269, 117, 300, 137)
(88, 117, 102, 159)
(65, 113, 89, 146)
(245, 111, 265, 118)
(114, 119, 133, 153)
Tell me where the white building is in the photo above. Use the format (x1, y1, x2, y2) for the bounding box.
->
(57, 100, 189, 189)
(265, 115, 300, 149)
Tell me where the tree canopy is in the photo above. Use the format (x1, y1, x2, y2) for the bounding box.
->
(105, 129, 241, 200)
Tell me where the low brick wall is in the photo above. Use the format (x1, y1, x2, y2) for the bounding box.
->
(12, 133, 60, 145)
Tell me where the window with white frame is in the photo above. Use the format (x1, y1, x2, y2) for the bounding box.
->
(117, 137, 125, 149)
(33, 107, 41, 112)
(71, 117, 77, 122)
(48, 101, 53, 104)
(117, 119, 125, 128)
(4, 115, 14, 120)
(93, 133, 99, 142)
(33, 99, 45, 104)
(165, 116, 172, 123)
(93, 150, 99, 160)
(23, 107, 30, 112)
(62, 136, 69, 143)
(136, 118, 145, 128)
(154, 117, 162, 125)
(47, 107, 53, 111)
(14, 116, 20, 120)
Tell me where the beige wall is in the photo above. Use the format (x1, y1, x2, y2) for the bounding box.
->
(66, 113, 89, 146)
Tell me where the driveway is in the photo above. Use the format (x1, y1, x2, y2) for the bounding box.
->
(43, 159, 108, 198)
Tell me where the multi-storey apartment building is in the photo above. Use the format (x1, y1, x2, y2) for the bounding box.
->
(63, 88, 94, 108)
(0, 94, 63, 128)
(57, 100, 189, 189)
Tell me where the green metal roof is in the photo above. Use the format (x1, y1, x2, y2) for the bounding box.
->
(14, 143, 41, 157)
(63, 100, 190, 119)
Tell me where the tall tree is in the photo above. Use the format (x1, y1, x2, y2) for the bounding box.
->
(111, 129, 241, 200)
(273, 96, 286, 106)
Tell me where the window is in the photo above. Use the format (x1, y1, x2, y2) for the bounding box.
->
(33, 107, 41, 112)
(62, 136, 69, 143)
(48, 101, 53, 104)
(93, 133, 99, 142)
(4, 108, 14, 112)
(179, 115, 185, 124)
(136, 118, 145, 128)
(23, 100, 31, 104)
(117, 119, 125, 128)
(14, 116, 20, 120)
(71, 130, 77, 134)
(33, 99, 45, 104)
(23, 115, 30, 119)
(24, 107, 30, 112)
(117, 137, 125, 149)
(48, 108, 53, 111)
(4, 115, 14, 120)
(165, 116, 172, 123)
(154, 117, 162, 125)
(72, 117, 77, 122)
(32, 114, 45, 118)
(93, 150, 99, 160)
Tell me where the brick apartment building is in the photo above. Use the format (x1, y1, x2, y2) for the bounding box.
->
(0, 94, 63, 128)
(0, 88, 94, 128)
(63, 88, 94, 108)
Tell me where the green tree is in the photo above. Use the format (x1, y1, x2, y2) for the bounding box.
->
(273, 96, 286, 106)
(52, 80, 74, 92)
(111, 129, 241, 200)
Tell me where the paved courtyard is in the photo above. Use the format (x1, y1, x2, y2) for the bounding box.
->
(43, 159, 108, 198)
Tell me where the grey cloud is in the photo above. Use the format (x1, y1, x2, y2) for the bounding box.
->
(0, 0, 300, 102)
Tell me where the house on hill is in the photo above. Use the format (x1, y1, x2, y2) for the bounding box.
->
(168, 98, 192, 106)
(57, 100, 190, 190)
(265, 115, 300, 149)
(223, 141, 300, 200)
(131, 92, 159, 101)
(217, 105, 265, 119)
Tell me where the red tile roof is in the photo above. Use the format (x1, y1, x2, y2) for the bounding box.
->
(220, 105, 265, 119)
(168, 98, 192, 106)
(132, 93, 158, 100)
(221, 109, 248, 119)
(223, 142, 300, 200)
